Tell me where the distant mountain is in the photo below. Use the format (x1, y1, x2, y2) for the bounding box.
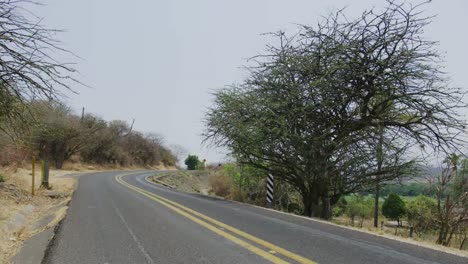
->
(420, 166, 442, 179)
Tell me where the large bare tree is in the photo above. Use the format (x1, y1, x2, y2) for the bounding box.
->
(0, 0, 78, 124)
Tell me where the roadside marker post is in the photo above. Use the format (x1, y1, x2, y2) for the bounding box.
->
(266, 174, 274, 208)
(31, 156, 35, 196)
(42, 160, 50, 189)
(41, 160, 44, 184)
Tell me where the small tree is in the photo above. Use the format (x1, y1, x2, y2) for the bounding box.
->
(196, 159, 207, 170)
(184, 155, 199, 170)
(407, 195, 437, 234)
(432, 154, 468, 246)
(332, 196, 348, 217)
(382, 193, 406, 226)
(346, 195, 373, 227)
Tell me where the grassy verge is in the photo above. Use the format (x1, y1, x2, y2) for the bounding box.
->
(150, 170, 210, 195)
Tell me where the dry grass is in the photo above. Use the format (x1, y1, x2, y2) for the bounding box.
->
(0, 165, 80, 263)
(151, 170, 210, 194)
(331, 216, 468, 256)
(61, 161, 176, 172)
(208, 172, 231, 197)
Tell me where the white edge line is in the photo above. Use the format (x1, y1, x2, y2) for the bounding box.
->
(141, 174, 468, 259)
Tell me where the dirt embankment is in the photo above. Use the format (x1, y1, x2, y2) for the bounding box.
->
(0, 166, 83, 263)
(0, 163, 177, 262)
(150, 171, 211, 195)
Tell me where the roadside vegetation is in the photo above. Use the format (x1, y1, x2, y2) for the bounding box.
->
(1, 100, 176, 170)
(202, 1, 468, 251)
(196, 159, 467, 251)
(0, 1, 176, 261)
(0, 0, 176, 171)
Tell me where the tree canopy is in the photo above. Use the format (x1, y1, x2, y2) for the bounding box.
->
(382, 193, 406, 225)
(0, 0, 78, 124)
(204, 1, 465, 218)
(185, 155, 200, 170)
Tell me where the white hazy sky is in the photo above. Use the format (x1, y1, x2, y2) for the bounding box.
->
(31, 0, 468, 163)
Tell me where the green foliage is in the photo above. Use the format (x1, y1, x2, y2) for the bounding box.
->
(434, 154, 468, 246)
(345, 195, 374, 227)
(381, 182, 434, 197)
(406, 195, 437, 234)
(451, 160, 468, 205)
(223, 164, 246, 188)
(0, 174, 5, 183)
(204, 1, 464, 218)
(184, 155, 199, 170)
(382, 193, 406, 225)
(332, 196, 348, 217)
(195, 159, 206, 170)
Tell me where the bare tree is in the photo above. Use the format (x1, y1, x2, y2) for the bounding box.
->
(433, 155, 468, 246)
(170, 144, 188, 163)
(0, 0, 79, 123)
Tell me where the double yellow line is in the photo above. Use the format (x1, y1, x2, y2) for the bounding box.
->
(115, 173, 317, 264)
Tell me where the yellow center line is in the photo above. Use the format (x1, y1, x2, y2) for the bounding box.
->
(115, 172, 317, 264)
(115, 173, 289, 264)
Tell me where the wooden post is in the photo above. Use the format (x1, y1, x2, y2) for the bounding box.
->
(31, 156, 35, 196)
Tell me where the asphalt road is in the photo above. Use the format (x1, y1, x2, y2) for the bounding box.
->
(43, 171, 467, 264)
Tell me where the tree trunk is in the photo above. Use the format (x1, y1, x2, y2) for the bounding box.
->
(320, 196, 332, 220)
(374, 125, 384, 228)
(302, 191, 319, 217)
(302, 195, 313, 217)
(437, 224, 448, 245)
(444, 226, 456, 246)
(460, 237, 467, 250)
(55, 158, 64, 169)
(374, 182, 380, 228)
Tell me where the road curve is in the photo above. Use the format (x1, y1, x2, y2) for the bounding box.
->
(43, 171, 467, 264)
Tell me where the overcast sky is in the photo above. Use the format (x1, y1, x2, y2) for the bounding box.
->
(31, 0, 468, 163)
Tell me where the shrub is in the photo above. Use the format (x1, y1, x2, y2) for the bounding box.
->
(0, 174, 4, 183)
(406, 195, 437, 234)
(184, 155, 199, 170)
(382, 193, 406, 226)
(195, 159, 206, 170)
(208, 172, 231, 197)
(332, 196, 348, 217)
(346, 195, 373, 227)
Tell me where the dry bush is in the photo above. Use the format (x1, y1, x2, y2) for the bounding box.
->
(228, 187, 247, 202)
(208, 172, 231, 197)
(0, 144, 29, 167)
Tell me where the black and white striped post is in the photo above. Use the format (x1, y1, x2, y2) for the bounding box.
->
(266, 174, 274, 208)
